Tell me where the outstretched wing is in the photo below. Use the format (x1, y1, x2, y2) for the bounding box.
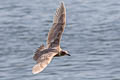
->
(47, 2, 66, 48)
(33, 44, 45, 61)
(32, 50, 57, 74)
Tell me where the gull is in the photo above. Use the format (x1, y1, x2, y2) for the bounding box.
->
(32, 2, 70, 74)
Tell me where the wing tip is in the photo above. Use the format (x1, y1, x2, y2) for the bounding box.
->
(60, 1, 65, 12)
(32, 64, 42, 74)
(53, 1, 66, 23)
(60, 1, 64, 6)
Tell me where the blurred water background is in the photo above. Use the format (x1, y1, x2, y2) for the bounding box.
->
(0, 0, 120, 80)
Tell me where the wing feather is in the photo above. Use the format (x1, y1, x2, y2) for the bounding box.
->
(32, 51, 57, 74)
(47, 2, 66, 48)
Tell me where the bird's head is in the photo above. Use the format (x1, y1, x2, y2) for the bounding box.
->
(60, 50, 71, 56)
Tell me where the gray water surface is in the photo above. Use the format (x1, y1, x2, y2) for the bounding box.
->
(0, 0, 120, 80)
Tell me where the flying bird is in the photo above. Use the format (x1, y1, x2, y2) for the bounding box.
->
(32, 2, 70, 74)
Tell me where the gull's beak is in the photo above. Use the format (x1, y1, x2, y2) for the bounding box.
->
(67, 54, 71, 56)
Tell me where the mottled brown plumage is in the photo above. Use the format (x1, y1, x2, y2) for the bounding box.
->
(33, 44, 45, 61)
(47, 2, 66, 49)
(32, 2, 70, 74)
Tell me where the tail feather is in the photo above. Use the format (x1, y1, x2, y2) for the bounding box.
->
(33, 44, 45, 61)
